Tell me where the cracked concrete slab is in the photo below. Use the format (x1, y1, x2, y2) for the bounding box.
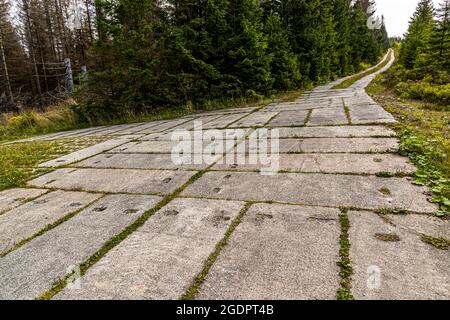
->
(229, 112, 279, 128)
(0, 190, 101, 255)
(182, 172, 438, 213)
(307, 108, 349, 126)
(270, 125, 396, 138)
(39, 137, 132, 167)
(234, 138, 399, 153)
(74, 153, 220, 170)
(0, 188, 48, 214)
(349, 211, 450, 300)
(54, 198, 245, 300)
(348, 105, 396, 124)
(139, 129, 250, 141)
(109, 139, 239, 154)
(266, 111, 309, 127)
(202, 113, 251, 129)
(198, 203, 340, 300)
(28, 168, 197, 195)
(212, 153, 415, 175)
(0, 194, 161, 300)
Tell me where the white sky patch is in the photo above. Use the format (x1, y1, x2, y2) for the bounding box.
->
(375, 0, 443, 37)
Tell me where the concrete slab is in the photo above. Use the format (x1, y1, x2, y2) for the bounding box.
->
(74, 153, 220, 170)
(307, 108, 349, 126)
(349, 211, 450, 300)
(271, 126, 396, 138)
(28, 168, 197, 195)
(111, 121, 167, 135)
(0, 188, 48, 214)
(0, 194, 161, 300)
(198, 203, 340, 300)
(0, 190, 101, 255)
(134, 119, 192, 134)
(348, 105, 396, 124)
(182, 172, 438, 213)
(139, 129, 250, 141)
(202, 113, 250, 129)
(171, 115, 224, 131)
(212, 153, 416, 175)
(229, 112, 279, 128)
(266, 111, 309, 127)
(54, 198, 245, 300)
(39, 137, 132, 167)
(89, 124, 148, 136)
(235, 138, 399, 153)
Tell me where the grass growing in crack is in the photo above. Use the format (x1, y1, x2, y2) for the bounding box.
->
(337, 209, 354, 300)
(181, 202, 253, 300)
(332, 51, 392, 90)
(367, 70, 450, 217)
(343, 99, 352, 125)
(375, 233, 400, 242)
(421, 235, 450, 250)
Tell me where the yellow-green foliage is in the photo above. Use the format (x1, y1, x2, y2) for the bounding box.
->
(0, 102, 82, 142)
(0, 138, 108, 191)
(395, 81, 450, 107)
(368, 72, 450, 216)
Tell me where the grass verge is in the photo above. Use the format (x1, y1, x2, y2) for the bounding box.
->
(367, 71, 450, 217)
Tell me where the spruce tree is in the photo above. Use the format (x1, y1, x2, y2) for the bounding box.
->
(400, 0, 435, 69)
(262, 0, 300, 90)
(284, 0, 337, 83)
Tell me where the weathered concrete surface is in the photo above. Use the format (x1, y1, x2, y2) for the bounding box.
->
(348, 105, 396, 124)
(134, 119, 192, 134)
(109, 139, 239, 154)
(0, 190, 101, 254)
(74, 153, 220, 170)
(0, 194, 161, 300)
(266, 111, 309, 127)
(39, 137, 132, 167)
(0, 188, 48, 214)
(234, 138, 399, 154)
(28, 168, 197, 195)
(229, 112, 279, 128)
(139, 129, 250, 141)
(202, 113, 250, 129)
(182, 172, 438, 213)
(272, 125, 396, 138)
(198, 203, 340, 300)
(307, 108, 349, 126)
(54, 198, 244, 300)
(212, 153, 416, 175)
(349, 211, 450, 300)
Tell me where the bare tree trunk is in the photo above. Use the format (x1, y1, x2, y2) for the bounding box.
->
(85, 0, 94, 42)
(23, 0, 42, 107)
(0, 25, 14, 104)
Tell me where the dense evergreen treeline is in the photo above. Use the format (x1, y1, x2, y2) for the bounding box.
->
(394, 0, 450, 105)
(77, 0, 389, 120)
(0, 0, 389, 118)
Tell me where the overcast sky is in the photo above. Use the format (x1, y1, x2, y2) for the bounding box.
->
(375, 0, 444, 37)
